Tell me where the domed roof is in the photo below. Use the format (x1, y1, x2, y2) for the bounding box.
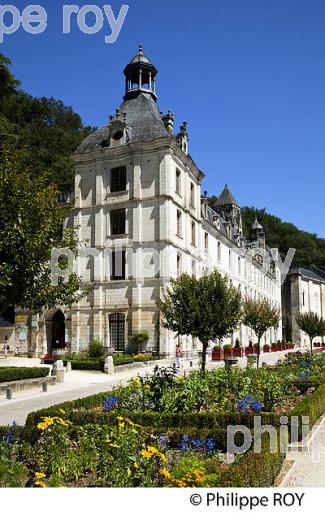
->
(252, 217, 264, 230)
(130, 45, 151, 65)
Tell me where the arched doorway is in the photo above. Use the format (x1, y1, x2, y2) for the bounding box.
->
(51, 310, 65, 353)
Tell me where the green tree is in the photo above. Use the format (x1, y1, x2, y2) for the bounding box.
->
(0, 54, 20, 101)
(296, 312, 325, 354)
(0, 148, 88, 314)
(158, 270, 242, 372)
(242, 297, 280, 368)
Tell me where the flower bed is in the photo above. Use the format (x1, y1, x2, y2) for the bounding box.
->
(3, 352, 325, 488)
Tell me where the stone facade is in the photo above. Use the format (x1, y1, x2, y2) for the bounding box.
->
(10, 47, 282, 358)
(282, 266, 325, 346)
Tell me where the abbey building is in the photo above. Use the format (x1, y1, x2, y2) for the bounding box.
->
(61, 46, 282, 357)
(8, 47, 283, 358)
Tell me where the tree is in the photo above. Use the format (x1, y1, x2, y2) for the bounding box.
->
(0, 148, 88, 314)
(0, 54, 20, 101)
(158, 270, 242, 372)
(242, 297, 280, 368)
(296, 312, 325, 354)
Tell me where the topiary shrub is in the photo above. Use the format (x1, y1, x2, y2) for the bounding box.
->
(127, 331, 149, 354)
(87, 340, 104, 359)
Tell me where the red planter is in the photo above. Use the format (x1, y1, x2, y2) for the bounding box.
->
(224, 349, 233, 358)
(245, 346, 254, 356)
(232, 347, 243, 358)
(263, 345, 270, 353)
(271, 345, 277, 352)
(212, 350, 224, 362)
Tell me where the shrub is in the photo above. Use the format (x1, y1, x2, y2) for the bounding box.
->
(0, 367, 49, 383)
(235, 338, 241, 348)
(128, 331, 149, 354)
(69, 359, 104, 371)
(87, 340, 104, 359)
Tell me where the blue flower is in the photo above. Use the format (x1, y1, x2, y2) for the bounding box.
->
(3, 432, 14, 445)
(103, 396, 118, 412)
(205, 438, 216, 454)
(191, 438, 202, 449)
(159, 434, 168, 448)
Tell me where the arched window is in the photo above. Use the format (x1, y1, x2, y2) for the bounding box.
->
(109, 313, 125, 351)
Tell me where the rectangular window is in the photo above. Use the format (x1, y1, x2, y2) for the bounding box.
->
(190, 182, 195, 206)
(111, 250, 126, 280)
(109, 313, 125, 351)
(204, 232, 208, 250)
(111, 209, 126, 235)
(191, 221, 196, 246)
(176, 168, 181, 195)
(177, 210, 182, 237)
(111, 166, 126, 193)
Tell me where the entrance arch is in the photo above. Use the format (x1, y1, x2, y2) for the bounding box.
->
(51, 310, 65, 352)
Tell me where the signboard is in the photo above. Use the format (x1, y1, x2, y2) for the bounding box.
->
(18, 325, 27, 342)
(16, 315, 27, 324)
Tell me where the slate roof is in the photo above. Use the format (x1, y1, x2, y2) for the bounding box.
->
(289, 265, 325, 283)
(215, 184, 240, 207)
(76, 93, 169, 154)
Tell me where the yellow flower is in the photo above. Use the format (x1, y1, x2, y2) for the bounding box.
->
(35, 472, 46, 480)
(134, 462, 140, 469)
(35, 480, 47, 488)
(160, 468, 172, 479)
(59, 409, 66, 415)
(175, 479, 187, 488)
(55, 417, 70, 427)
(140, 446, 167, 463)
(37, 422, 47, 430)
(192, 470, 205, 483)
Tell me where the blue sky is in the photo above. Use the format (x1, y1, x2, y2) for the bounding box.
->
(2, 0, 325, 237)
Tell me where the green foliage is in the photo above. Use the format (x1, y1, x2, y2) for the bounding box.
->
(296, 312, 325, 353)
(159, 270, 242, 372)
(0, 54, 20, 101)
(243, 297, 280, 368)
(0, 69, 92, 191)
(87, 339, 104, 359)
(128, 331, 149, 354)
(0, 366, 49, 383)
(242, 206, 325, 271)
(0, 149, 89, 313)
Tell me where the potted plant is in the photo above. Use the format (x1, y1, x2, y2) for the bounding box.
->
(223, 344, 233, 358)
(245, 340, 254, 356)
(277, 340, 282, 352)
(271, 342, 277, 352)
(212, 345, 224, 362)
(233, 338, 242, 357)
(263, 344, 270, 353)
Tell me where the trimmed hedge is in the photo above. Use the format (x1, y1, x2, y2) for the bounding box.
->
(0, 366, 49, 383)
(68, 359, 104, 371)
(222, 441, 285, 487)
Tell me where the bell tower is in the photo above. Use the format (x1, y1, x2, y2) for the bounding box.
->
(123, 45, 158, 101)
